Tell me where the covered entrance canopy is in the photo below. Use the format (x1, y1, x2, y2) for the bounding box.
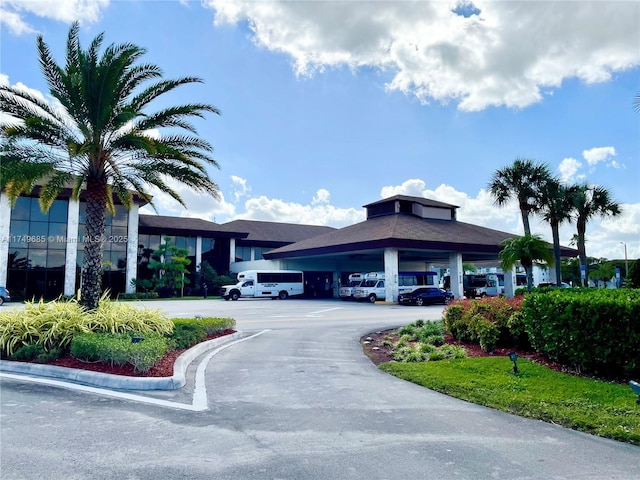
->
(265, 195, 577, 300)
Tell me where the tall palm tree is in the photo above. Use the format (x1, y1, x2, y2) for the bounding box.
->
(571, 183, 621, 286)
(537, 177, 575, 286)
(499, 234, 554, 293)
(0, 22, 220, 310)
(488, 158, 552, 235)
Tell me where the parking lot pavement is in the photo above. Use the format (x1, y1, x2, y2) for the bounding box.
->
(2, 299, 638, 479)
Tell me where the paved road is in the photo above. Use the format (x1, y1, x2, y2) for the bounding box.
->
(1, 299, 638, 479)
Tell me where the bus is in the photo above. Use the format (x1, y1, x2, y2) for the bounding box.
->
(354, 271, 438, 303)
(398, 271, 438, 295)
(220, 270, 304, 301)
(339, 273, 366, 300)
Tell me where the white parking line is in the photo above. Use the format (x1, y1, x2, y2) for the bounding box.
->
(306, 307, 343, 316)
(0, 330, 270, 412)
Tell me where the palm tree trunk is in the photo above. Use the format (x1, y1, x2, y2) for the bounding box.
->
(577, 220, 588, 287)
(81, 177, 108, 310)
(519, 203, 532, 235)
(551, 220, 562, 286)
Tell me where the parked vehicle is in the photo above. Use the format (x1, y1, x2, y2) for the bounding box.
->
(398, 287, 454, 306)
(339, 273, 365, 300)
(397, 271, 438, 296)
(354, 272, 385, 303)
(0, 286, 10, 306)
(537, 282, 572, 289)
(220, 270, 304, 300)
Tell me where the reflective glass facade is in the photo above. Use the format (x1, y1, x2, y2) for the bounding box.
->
(76, 203, 129, 295)
(7, 197, 68, 300)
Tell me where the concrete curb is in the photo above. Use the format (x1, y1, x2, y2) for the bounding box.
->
(0, 331, 245, 391)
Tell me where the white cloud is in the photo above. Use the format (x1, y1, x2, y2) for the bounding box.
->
(312, 188, 331, 205)
(230, 175, 250, 202)
(558, 157, 582, 183)
(0, 6, 36, 35)
(583, 146, 616, 166)
(233, 191, 364, 228)
(205, 0, 640, 111)
(2, 0, 109, 29)
(139, 177, 235, 223)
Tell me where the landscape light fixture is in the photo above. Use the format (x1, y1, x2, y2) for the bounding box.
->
(508, 351, 518, 374)
(630, 380, 640, 405)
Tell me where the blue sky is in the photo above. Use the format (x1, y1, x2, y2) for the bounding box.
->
(1, 0, 639, 260)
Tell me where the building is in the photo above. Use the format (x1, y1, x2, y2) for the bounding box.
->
(0, 192, 576, 301)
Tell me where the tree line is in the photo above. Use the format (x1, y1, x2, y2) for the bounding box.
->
(488, 158, 623, 289)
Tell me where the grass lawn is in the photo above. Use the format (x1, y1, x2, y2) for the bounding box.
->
(380, 357, 640, 445)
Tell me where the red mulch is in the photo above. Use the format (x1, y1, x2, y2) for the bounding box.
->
(40, 329, 236, 377)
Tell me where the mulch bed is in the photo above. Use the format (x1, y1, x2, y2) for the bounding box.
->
(360, 329, 569, 373)
(29, 329, 236, 377)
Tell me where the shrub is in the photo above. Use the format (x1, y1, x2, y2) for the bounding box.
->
(522, 289, 640, 378)
(443, 297, 524, 350)
(0, 298, 89, 356)
(11, 343, 64, 363)
(168, 320, 207, 349)
(84, 296, 173, 335)
(70, 332, 167, 374)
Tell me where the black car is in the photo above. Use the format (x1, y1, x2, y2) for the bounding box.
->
(0, 286, 10, 306)
(398, 287, 454, 306)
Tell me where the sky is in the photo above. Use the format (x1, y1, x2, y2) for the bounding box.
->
(1, 0, 639, 261)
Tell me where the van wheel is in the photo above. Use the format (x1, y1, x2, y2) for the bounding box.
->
(0, 297, 4, 306)
(278, 291, 288, 300)
(416, 297, 424, 306)
(368, 294, 377, 303)
(444, 297, 452, 305)
(231, 291, 240, 301)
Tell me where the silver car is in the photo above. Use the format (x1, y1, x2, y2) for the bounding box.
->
(0, 286, 11, 306)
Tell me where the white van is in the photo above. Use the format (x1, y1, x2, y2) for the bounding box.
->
(354, 272, 386, 303)
(220, 270, 304, 300)
(339, 273, 366, 300)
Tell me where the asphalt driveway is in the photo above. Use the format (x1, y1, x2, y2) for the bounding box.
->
(1, 299, 638, 479)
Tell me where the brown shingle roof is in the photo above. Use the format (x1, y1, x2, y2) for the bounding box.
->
(364, 195, 458, 210)
(138, 215, 247, 238)
(221, 219, 336, 244)
(265, 214, 577, 259)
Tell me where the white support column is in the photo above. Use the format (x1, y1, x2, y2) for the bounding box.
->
(64, 198, 80, 296)
(448, 252, 464, 300)
(195, 236, 202, 270)
(125, 204, 139, 294)
(229, 238, 236, 270)
(384, 248, 399, 302)
(0, 192, 11, 287)
(332, 271, 340, 299)
(504, 266, 517, 298)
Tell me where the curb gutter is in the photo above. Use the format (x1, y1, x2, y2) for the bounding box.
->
(0, 331, 245, 391)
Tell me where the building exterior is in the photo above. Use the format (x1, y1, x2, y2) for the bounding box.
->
(0, 192, 576, 301)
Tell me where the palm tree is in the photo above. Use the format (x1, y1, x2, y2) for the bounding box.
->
(488, 158, 552, 235)
(537, 177, 575, 286)
(499, 234, 554, 293)
(0, 22, 220, 310)
(588, 260, 616, 288)
(571, 183, 621, 286)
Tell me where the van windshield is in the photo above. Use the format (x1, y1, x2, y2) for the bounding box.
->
(363, 280, 377, 287)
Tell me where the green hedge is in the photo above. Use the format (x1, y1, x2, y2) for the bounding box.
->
(70, 332, 168, 374)
(522, 289, 640, 378)
(167, 317, 235, 349)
